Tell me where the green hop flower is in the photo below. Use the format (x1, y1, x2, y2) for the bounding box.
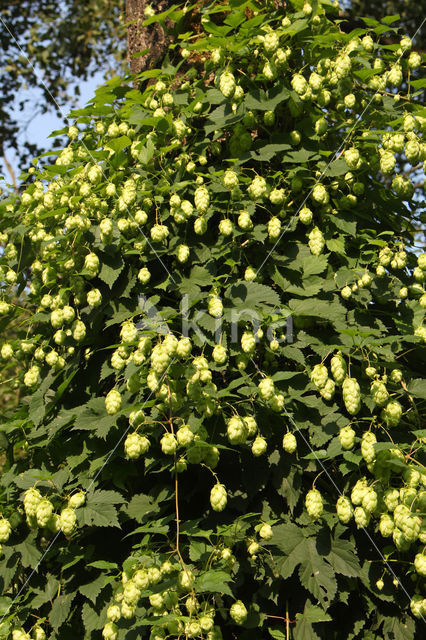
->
(305, 488, 323, 520)
(342, 377, 361, 415)
(336, 496, 353, 524)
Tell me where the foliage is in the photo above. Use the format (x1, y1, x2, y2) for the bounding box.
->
(0, 0, 423, 170)
(346, 0, 425, 49)
(0, 1, 425, 639)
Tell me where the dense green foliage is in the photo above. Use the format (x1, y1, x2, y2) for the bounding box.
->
(0, 0, 423, 169)
(0, 1, 425, 639)
(346, 0, 425, 47)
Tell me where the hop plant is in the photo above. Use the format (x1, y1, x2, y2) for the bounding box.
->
(269, 188, 285, 204)
(73, 320, 86, 342)
(336, 496, 353, 523)
(138, 267, 151, 284)
(330, 352, 347, 384)
(370, 380, 389, 406)
(223, 169, 239, 189)
(269, 393, 284, 412)
(176, 425, 194, 447)
(194, 185, 210, 212)
(268, 216, 281, 240)
(408, 52, 422, 69)
(339, 425, 356, 450)
(410, 595, 425, 619)
(282, 432, 297, 453)
(291, 73, 308, 95)
(243, 416, 258, 437)
(212, 344, 227, 364)
(227, 416, 248, 445)
(381, 400, 403, 427)
(24, 365, 41, 388)
(176, 337, 192, 358)
(263, 30, 279, 53)
(320, 378, 335, 400)
(229, 600, 248, 625)
(1, 343, 13, 360)
(413, 553, 426, 577)
(59, 507, 77, 535)
(102, 622, 118, 640)
(402, 516, 421, 543)
(354, 506, 370, 529)
(210, 483, 227, 512)
(312, 184, 329, 205)
(150, 224, 169, 242)
(380, 150, 396, 174)
(105, 389, 122, 415)
(120, 322, 137, 344)
(161, 433, 178, 455)
(12, 631, 30, 640)
(252, 435, 267, 456)
(1, 4, 425, 636)
(360, 431, 377, 464)
(351, 478, 368, 505)
(84, 252, 100, 276)
(125, 433, 143, 459)
(258, 377, 275, 400)
(248, 175, 268, 200)
(194, 216, 207, 235)
(259, 522, 273, 540)
(33, 627, 46, 640)
(24, 488, 42, 517)
(362, 487, 378, 513)
(341, 285, 352, 300)
(0, 517, 11, 542)
(342, 377, 361, 415)
(208, 296, 223, 318)
(405, 140, 420, 165)
(219, 71, 236, 98)
(383, 489, 399, 511)
(68, 491, 86, 509)
(379, 513, 394, 537)
(344, 147, 360, 169)
(310, 364, 328, 389)
(299, 206, 313, 225)
(238, 211, 253, 230)
(308, 226, 325, 255)
(241, 331, 256, 354)
(36, 499, 54, 527)
(219, 219, 233, 236)
(335, 54, 351, 78)
(305, 489, 323, 520)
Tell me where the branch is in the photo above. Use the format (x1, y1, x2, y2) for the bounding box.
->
(403, 163, 422, 177)
(2, 153, 18, 192)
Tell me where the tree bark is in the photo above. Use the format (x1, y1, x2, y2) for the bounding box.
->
(126, 0, 173, 75)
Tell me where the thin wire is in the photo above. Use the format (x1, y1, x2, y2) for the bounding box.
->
(255, 16, 426, 280)
(0, 16, 176, 286)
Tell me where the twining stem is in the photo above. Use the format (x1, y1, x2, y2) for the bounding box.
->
(174, 462, 180, 555)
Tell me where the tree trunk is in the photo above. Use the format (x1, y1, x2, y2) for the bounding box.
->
(126, 0, 173, 75)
